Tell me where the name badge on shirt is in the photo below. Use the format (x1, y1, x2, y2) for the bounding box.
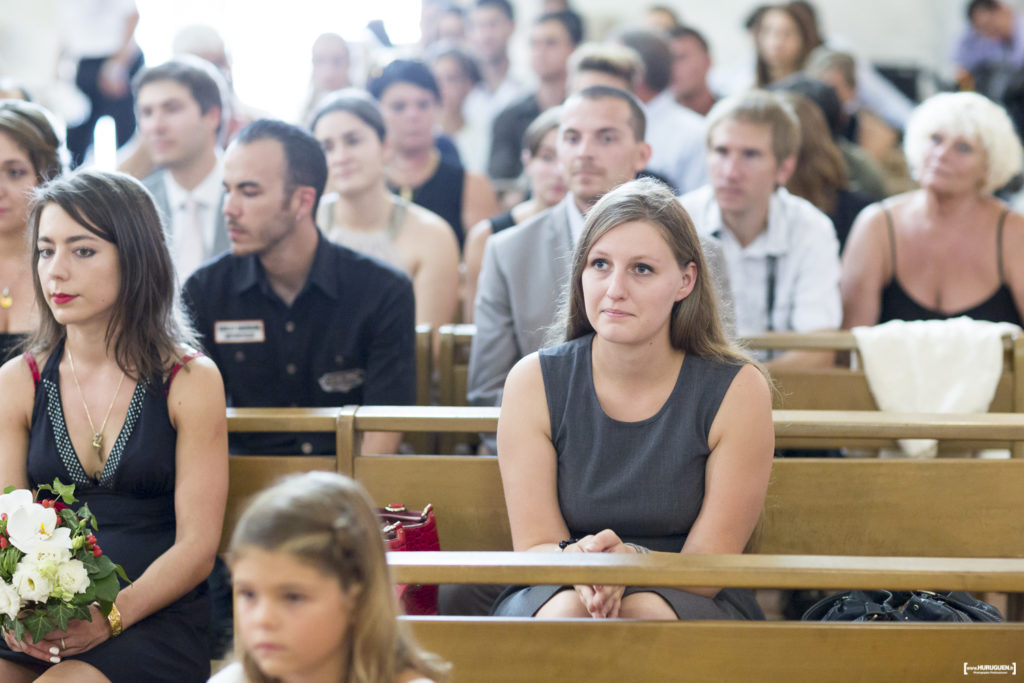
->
(214, 320, 266, 344)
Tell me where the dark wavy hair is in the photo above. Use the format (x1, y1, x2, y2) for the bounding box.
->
(310, 88, 386, 141)
(755, 3, 822, 87)
(26, 170, 198, 386)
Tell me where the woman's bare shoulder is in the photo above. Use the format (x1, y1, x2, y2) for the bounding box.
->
(0, 352, 41, 391)
(0, 353, 40, 425)
(405, 202, 457, 238)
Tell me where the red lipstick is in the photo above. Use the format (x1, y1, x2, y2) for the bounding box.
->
(51, 293, 77, 305)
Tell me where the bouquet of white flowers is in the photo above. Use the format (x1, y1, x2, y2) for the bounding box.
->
(0, 479, 127, 644)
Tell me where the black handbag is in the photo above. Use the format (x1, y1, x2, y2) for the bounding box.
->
(802, 590, 1003, 623)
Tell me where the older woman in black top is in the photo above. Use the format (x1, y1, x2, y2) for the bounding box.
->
(842, 92, 1024, 327)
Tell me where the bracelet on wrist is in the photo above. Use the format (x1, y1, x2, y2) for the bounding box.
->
(558, 538, 578, 550)
(625, 543, 651, 555)
(106, 602, 123, 637)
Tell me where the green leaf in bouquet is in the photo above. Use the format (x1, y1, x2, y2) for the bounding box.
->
(0, 547, 23, 578)
(11, 618, 24, 642)
(22, 609, 55, 644)
(45, 479, 77, 505)
(85, 552, 114, 577)
(58, 508, 81, 533)
(48, 599, 79, 632)
(1, 486, 13, 494)
(76, 582, 96, 604)
(92, 572, 120, 604)
(94, 598, 113, 618)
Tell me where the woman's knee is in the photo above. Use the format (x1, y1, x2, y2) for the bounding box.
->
(619, 592, 678, 620)
(535, 589, 589, 618)
(37, 660, 110, 683)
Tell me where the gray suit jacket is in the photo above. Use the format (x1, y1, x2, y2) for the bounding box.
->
(466, 199, 735, 408)
(142, 169, 231, 266)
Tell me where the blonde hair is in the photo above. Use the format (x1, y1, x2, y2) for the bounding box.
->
(705, 90, 801, 163)
(228, 472, 449, 683)
(903, 91, 1023, 195)
(568, 42, 641, 90)
(560, 177, 750, 365)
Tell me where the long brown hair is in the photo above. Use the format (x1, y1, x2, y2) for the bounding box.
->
(781, 92, 848, 215)
(25, 170, 198, 385)
(560, 177, 749, 364)
(229, 472, 449, 683)
(755, 3, 822, 87)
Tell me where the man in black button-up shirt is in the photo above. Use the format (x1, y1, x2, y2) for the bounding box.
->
(183, 119, 415, 455)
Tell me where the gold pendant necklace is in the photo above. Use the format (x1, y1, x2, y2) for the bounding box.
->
(0, 287, 11, 309)
(67, 345, 127, 468)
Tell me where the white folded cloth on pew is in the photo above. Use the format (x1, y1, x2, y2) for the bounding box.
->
(852, 317, 1021, 457)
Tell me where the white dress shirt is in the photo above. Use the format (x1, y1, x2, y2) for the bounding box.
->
(565, 194, 586, 246)
(463, 75, 528, 151)
(643, 90, 708, 195)
(164, 159, 224, 281)
(680, 185, 841, 340)
(57, 0, 137, 58)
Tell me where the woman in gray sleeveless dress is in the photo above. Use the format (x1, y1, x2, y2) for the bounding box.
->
(493, 178, 773, 620)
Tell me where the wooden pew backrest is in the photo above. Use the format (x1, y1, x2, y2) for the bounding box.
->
(222, 455, 336, 552)
(353, 454, 1024, 558)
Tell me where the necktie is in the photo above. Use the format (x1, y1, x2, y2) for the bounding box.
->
(177, 196, 206, 282)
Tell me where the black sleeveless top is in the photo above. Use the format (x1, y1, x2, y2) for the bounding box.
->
(489, 209, 517, 235)
(0, 339, 211, 681)
(879, 207, 1022, 325)
(0, 331, 26, 364)
(390, 160, 466, 249)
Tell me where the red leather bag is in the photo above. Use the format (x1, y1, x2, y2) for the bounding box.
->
(378, 503, 439, 615)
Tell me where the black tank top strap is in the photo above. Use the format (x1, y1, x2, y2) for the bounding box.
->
(996, 208, 1009, 285)
(882, 204, 898, 282)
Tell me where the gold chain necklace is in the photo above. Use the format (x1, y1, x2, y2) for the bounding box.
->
(67, 346, 126, 463)
(1, 262, 28, 309)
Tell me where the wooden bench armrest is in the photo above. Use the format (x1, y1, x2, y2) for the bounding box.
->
(404, 619, 1024, 683)
(387, 551, 1024, 592)
(226, 407, 343, 432)
(773, 410, 1024, 441)
(354, 405, 501, 432)
(347, 406, 1024, 443)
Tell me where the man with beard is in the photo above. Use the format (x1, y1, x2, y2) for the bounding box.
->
(468, 86, 731, 409)
(183, 119, 415, 455)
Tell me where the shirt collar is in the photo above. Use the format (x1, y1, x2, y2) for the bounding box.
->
(564, 193, 586, 245)
(709, 187, 793, 256)
(164, 156, 224, 210)
(645, 89, 676, 116)
(232, 231, 339, 300)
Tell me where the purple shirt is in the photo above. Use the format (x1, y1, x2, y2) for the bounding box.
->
(954, 14, 1024, 71)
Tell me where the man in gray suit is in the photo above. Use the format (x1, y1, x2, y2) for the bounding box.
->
(468, 85, 732, 409)
(134, 58, 231, 282)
